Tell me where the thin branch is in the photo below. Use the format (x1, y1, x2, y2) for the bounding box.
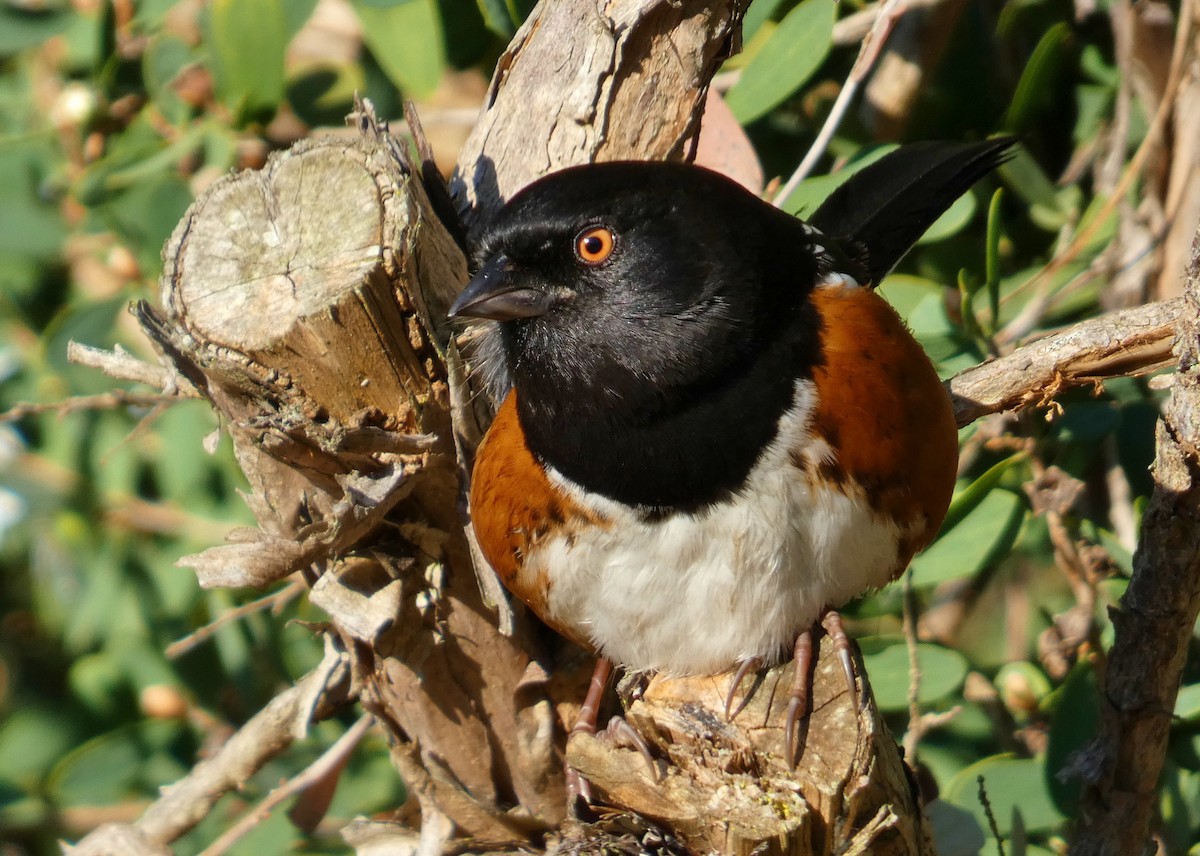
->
(67, 341, 200, 396)
(1070, 226, 1200, 852)
(165, 581, 306, 660)
(902, 571, 923, 760)
(902, 570, 962, 760)
(69, 653, 354, 853)
(977, 776, 1007, 856)
(0, 390, 178, 423)
(948, 298, 1179, 428)
(774, 0, 908, 205)
(198, 715, 375, 856)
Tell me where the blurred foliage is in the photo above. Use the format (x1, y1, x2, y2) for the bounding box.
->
(0, 0, 1193, 854)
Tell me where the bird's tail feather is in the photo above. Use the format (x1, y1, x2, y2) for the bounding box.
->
(808, 137, 1017, 286)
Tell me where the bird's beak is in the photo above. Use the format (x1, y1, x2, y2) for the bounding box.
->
(449, 255, 563, 321)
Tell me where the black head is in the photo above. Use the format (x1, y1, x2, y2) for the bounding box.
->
(450, 161, 820, 418)
(449, 161, 826, 511)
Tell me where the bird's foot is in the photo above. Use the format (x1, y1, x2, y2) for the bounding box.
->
(566, 658, 659, 810)
(785, 610, 860, 768)
(565, 657, 612, 806)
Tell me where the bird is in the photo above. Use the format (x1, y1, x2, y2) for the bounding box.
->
(449, 138, 1016, 774)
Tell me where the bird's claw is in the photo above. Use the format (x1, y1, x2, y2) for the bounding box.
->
(785, 611, 860, 768)
(724, 656, 763, 721)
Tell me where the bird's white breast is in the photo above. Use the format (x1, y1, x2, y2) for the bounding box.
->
(530, 379, 907, 675)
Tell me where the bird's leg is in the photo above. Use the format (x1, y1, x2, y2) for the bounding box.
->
(566, 658, 660, 806)
(784, 627, 816, 768)
(566, 656, 613, 804)
(785, 610, 861, 768)
(821, 610, 860, 712)
(724, 656, 764, 721)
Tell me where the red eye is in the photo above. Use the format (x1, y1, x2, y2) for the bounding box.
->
(575, 226, 615, 265)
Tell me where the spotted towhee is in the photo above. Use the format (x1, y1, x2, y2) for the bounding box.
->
(450, 138, 1015, 771)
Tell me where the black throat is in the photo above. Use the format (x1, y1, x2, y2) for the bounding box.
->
(511, 303, 823, 515)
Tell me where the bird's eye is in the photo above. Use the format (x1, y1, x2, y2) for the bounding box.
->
(574, 226, 615, 266)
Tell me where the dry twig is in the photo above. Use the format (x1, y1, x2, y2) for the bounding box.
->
(69, 652, 354, 854)
(774, 0, 909, 203)
(165, 581, 306, 660)
(198, 715, 375, 856)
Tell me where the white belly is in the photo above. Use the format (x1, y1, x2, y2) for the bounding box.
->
(532, 381, 908, 675)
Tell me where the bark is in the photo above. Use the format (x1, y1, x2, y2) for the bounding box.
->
(1070, 233, 1200, 853)
(140, 119, 567, 843)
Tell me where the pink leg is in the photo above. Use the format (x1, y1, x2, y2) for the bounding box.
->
(785, 627, 816, 768)
(785, 610, 860, 768)
(566, 657, 613, 804)
(821, 610, 860, 711)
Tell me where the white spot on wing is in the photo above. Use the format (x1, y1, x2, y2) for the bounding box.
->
(818, 272, 861, 289)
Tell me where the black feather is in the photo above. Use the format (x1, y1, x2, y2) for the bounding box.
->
(809, 137, 1017, 285)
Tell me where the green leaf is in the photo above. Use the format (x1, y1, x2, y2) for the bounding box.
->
(908, 488, 1025, 586)
(0, 707, 80, 790)
(47, 721, 181, 806)
(0, 142, 68, 262)
(52, 729, 140, 806)
(282, 0, 321, 37)
(143, 35, 192, 103)
(781, 144, 897, 217)
(98, 171, 195, 271)
(69, 652, 129, 718)
(725, 0, 835, 124)
(941, 455, 1024, 534)
(474, 0, 517, 36)
(985, 188, 1004, 332)
(945, 756, 1067, 837)
(876, 274, 941, 320)
(354, 0, 446, 99)
(207, 0, 287, 123)
(0, 7, 71, 57)
(1175, 683, 1200, 722)
(859, 638, 968, 712)
(926, 797, 984, 854)
(1045, 664, 1100, 814)
(743, 0, 788, 41)
(903, 280, 970, 368)
(1004, 22, 1072, 131)
(999, 147, 1067, 231)
(918, 191, 978, 246)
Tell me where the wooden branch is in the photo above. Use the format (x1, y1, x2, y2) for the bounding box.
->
(948, 298, 1181, 427)
(136, 110, 571, 842)
(451, 0, 747, 229)
(68, 654, 353, 854)
(198, 715, 375, 856)
(1071, 237, 1200, 852)
(66, 341, 200, 396)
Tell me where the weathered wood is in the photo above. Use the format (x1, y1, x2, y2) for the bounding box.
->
(1071, 231, 1200, 854)
(569, 641, 931, 855)
(947, 297, 1181, 427)
(144, 118, 568, 842)
(451, 0, 747, 230)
